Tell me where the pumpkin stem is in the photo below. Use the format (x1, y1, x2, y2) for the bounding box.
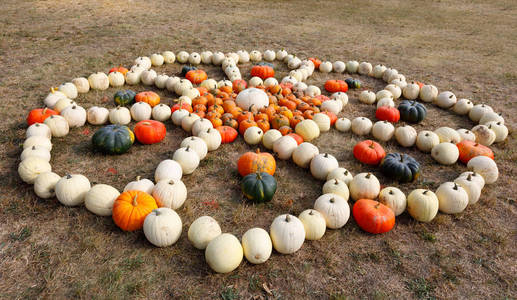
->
(132, 194, 138, 206)
(66, 174, 72, 179)
(142, 122, 151, 126)
(309, 210, 314, 215)
(285, 215, 291, 222)
(449, 95, 453, 99)
(467, 174, 472, 181)
(136, 176, 141, 181)
(50, 87, 57, 93)
(324, 153, 328, 158)
(329, 198, 335, 203)
(375, 202, 380, 209)
(31, 146, 36, 150)
(423, 190, 428, 195)
(334, 179, 339, 185)
(389, 190, 394, 195)
(168, 180, 175, 185)
(344, 170, 349, 175)
(400, 155, 404, 162)
(71, 105, 76, 109)
(255, 149, 261, 154)
(206, 128, 211, 133)
(186, 146, 190, 152)
(496, 121, 501, 125)
(366, 173, 371, 179)
(453, 183, 458, 190)
(43, 107, 48, 114)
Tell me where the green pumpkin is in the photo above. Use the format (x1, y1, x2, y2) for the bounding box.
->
(92, 125, 135, 155)
(181, 65, 197, 76)
(114, 90, 136, 106)
(380, 153, 420, 183)
(398, 100, 427, 123)
(256, 62, 274, 68)
(241, 172, 277, 203)
(345, 78, 361, 89)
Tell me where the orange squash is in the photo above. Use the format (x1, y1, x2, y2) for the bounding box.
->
(135, 91, 160, 107)
(186, 69, 208, 84)
(112, 190, 158, 231)
(237, 149, 276, 177)
(27, 107, 58, 125)
(456, 140, 494, 164)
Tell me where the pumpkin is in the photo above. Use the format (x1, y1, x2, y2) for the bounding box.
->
(87, 106, 109, 125)
(469, 104, 493, 123)
(199, 128, 222, 151)
(349, 173, 380, 201)
(18, 156, 51, 184)
(434, 127, 461, 144)
(292, 142, 319, 168)
(270, 214, 305, 254)
(151, 104, 172, 121)
(273, 135, 298, 160)
(471, 125, 496, 146)
(327, 168, 353, 185)
(129, 102, 152, 121)
(419, 84, 438, 102)
(379, 187, 406, 216)
(251, 65, 275, 79)
(353, 140, 386, 165)
(244, 126, 264, 145)
(322, 179, 350, 201)
(61, 105, 86, 127)
(310, 153, 339, 180)
(55, 174, 91, 206)
(385, 84, 402, 99)
(235, 88, 269, 110)
(352, 199, 395, 234)
(215, 126, 238, 144)
(241, 172, 277, 203)
(314, 194, 350, 229)
(372, 121, 395, 142)
(23, 136, 52, 151)
(180, 65, 197, 76)
(188, 52, 201, 65)
(44, 88, 67, 108)
(402, 82, 420, 100)
(298, 209, 326, 240)
(262, 129, 282, 149)
(237, 149, 276, 177)
(335, 117, 351, 132)
(124, 176, 154, 194)
(377, 97, 395, 109)
(205, 233, 243, 273)
(407, 189, 438, 222)
(359, 90, 376, 104)
(26, 123, 51, 140)
(232, 79, 247, 93)
(434, 91, 457, 109)
(173, 146, 200, 175)
(27, 108, 58, 125)
(416, 131, 440, 152)
(143, 207, 182, 247)
(431, 142, 459, 165)
(351, 117, 373, 136)
(92, 124, 134, 155)
(150, 53, 164, 66)
(324, 80, 348, 93)
(436, 182, 469, 214)
(109, 107, 131, 125)
(358, 62, 373, 75)
(185, 69, 208, 84)
(191, 118, 214, 137)
(454, 173, 482, 205)
(88, 72, 109, 90)
(467, 156, 498, 184)
(108, 71, 125, 87)
(33, 171, 60, 199)
(380, 153, 420, 183)
(397, 100, 426, 123)
(241, 228, 272, 264)
(20, 145, 50, 162)
(181, 113, 201, 133)
(452, 98, 474, 115)
(346, 60, 359, 73)
(188, 216, 222, 250)
(395, 125, 417, 147)
(456, 140, 494, 164)
(162, 51, 175, 63)
(295, 119, 320, 141)
(375, 106, 400, 123)
(112, 190, 158, 231)
(376, 90, 393, 101)
(479, 111, 504, 125)
(72, 77, 90, 94)
(154, 159, 183, 183)
(180, 136, 208, 160)
(486, 121, 508, 142)
(135, 91, 160, 107)
(345, 78, 362, 89)
(152, 179, 187, 210)
(84, 184, 120, 216)
(44, 115, 69, 137)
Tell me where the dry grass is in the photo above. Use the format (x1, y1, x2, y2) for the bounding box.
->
(1, 0, 516, 299)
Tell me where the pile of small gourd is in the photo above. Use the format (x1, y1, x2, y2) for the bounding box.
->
(17, 48, 507, 274)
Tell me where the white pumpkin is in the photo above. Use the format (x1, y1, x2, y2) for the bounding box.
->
(457, 171, 485, 190)
(20, 145, 51, 162)
(151, 104, 171, 121)
(416, 130, 440, 152)
(162, 51, 175, 63)
(351, 117, 373, 136)
(392, 79, 408, 90)
(244, 126, 264, 145)
(452, 98, 474, 115)
(379, 187, 406, 216)
(262, 129, 282, 150)
(241, 228, 272, 264)
(154, 159, 183, 182)
(471, 124, 496, 146)
(402, 82, 420, 100)
(322, 179, 349, 200)
(191, 118, 214, 137)
(188, 216, 222, 249)
(454, 173, 482, 205)
(332, 61, 346, 73)
(58, 82, 78, 99)
(125, 70, 141, 85)
(180, 113, 200, 133)
(436, 182, 469, 214)
(124, 176, 154, 194)
(236, 50, 250, 63)
(431, 142, 459, 165)
(434, 127, 461, 144)
(479, 111, 504, 125)
(319, 61, 333, 73)
(174, 79, 193, 96)
(293, 82, 308, 93)
(109, 107, 131, 125)
(33, 171, 61, 199)
(372, 64, 387, 78)
(150, 53, 164, 66)
(469, 104, 493, 123)
(419, 84, 438, 102)
(376, 97, 395, 108)
(263, 50, 276, 61)
(248, 76, 264, 87)
(180, 136, 208, 160)
(198, 128, 221, 151)
(389, 73, 406, 84)
(249, 50, 262, 62)
(292, 142, 319, 168)
(372, 121, 395, 142)
(205, 233, 243, 273)
(310, 153, 339, 181)
(312, 113, 331, 132)
(395, 125, 417, 147)
(358, 62, 372, 75)
(346, 61, 359, 73)
(61, 105, 86, 127)
(407, 189, 439, 222)
(467, 156, 498, 184)
(55, 174, 91, 206)
(287, 57, 301, 70)
(44, 115, 69, 137)
(53, 98, 76, 113)
(295, 119, 320, 142)
(18, 157, 51, 184)
(276, 49, 288, 61)
(235, 88, 269, 110)
(23, 136, 52, 151)
(376, 90, 393, 101)
(152, 179, 187, 209)
(326, 168, 353, 185)
(281, 76, 297, 85)
(273, 135, 298, 160)
(87, 106, 109, 125)
(165, 76, 180, 92)
(140, 69, 157, 86)
(314, 193, 350, 229)
(200, 79, 218, 91)
(108, 71, 125, 87)
(134, 56, 151, 69)
(331, 92, 349, 106)
(434, 91, 457, 109)
(335, 118, 351, 132)
(321, 99, 342, 115)
(176, 51, 189, 63)
(382, 68, 398, 82)
(173, 146, 200, 175)
(87, 72, 109, 90)
(298, 209, 326, 240)
(171, 109, 189, 126)
(486, 121, 508, 142)
(456, 129, 476, 142)
(305, 85, 321, 97)
(385, 84, 402, 99)
(144, 208, 182, 247)
(72, 77, 90, 94)
(264, 77, 278, 88)
(84, 184, 120, 216)
(211, 51, 225, 65)
(44, 88, 68, 108)
(349, 173, 380, 201)
(200, 51, 213, 64)
(270, 214, 305, 254)
(188, 52, 201, 65)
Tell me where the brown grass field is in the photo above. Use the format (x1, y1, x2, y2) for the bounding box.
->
(1, 0, 516, 299)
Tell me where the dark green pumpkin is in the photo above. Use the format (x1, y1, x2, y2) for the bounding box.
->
(345, 78, 361, 89)
(92, 125, 135, 155)
(241, 172, 277, 203)
(256, 62, 274, 68)
(398, 100, 427, 123)
(380, 153, 420, 183)
(181, 65, 197, 76)
(114, 90, 136, 106)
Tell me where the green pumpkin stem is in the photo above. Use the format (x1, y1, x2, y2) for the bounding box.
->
(256, 172, 262, 180)
(136, 176, 141, 181)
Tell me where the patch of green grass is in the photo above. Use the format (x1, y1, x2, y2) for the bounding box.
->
(121, 254, 144, 271)
(100, 269, 123, 287)
(220, 286, 239, 300)
(330, 292, 348, 300)
(420, 231, 437, 242)
(9, 226, 31, 242)
(248, 274, 260, 292)
(406, 278, 435, 300)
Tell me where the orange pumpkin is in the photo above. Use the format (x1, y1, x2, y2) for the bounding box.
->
(250, 65, 275, 79)
(223, 118, 239, 130)
(171, 102, 192, 113)
(352, 199, 395, 234)
(216, 126, 238, 143)
(208, 104, 224, 115)
(456, 140, 494, 164)
(290, 115, 304, 128)
(112, 190, 158, 231)
(237, 149, 276, 177)
(239, 119, 257, 135)
(308, 57, 322, 69)
(135, 91, 160, 107)
(303, 110, 315, 119)
(271, 114, 290, 130)
(192, 109, 205, 118)
(109, 66, 129, 76)
(27, 107, 58, 125)
(133, 120, 166, 144)
(279, 126, 293, 136)
(223, 100, 237, 112)
(232, 79, 247, 93)
(237, 110, 254, 124)
(186, 70, 208, 84)
(196, 87, 209, 95)
(192, 96, 208, 107)
(256, 119, 270, 132)
(210, 117, 223, 128)
(219, 85, 233, 94)
(353, 140, 386, 165)
(324, 80, 348, 93)
(287, 133, 303, 144)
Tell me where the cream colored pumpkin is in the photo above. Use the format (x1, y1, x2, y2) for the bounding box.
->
(55, 174, 91, 206)
(33, 171, 60, 199)
(84, 184, 120, 216)
(244, 126, 264, 145)
(171, 109, 189, 126)
(407, 189, 439, 222)
(263, 77, 278, 88)
(312, 113, 331, 132)
(295, 119, 320, 142)
(262, 129, 282, 150)
(124, 176, 154, 194)
(191, 118, 214, 137)
(467, 156, 498, 184)
(419, 84, 438, 102)
(205, 233, 243, 273)
(58, 82, 78, 99)
(264, 50, 276, 61)
(376, 97, 395, 108)
(109, 107, 131, 125)
(72, 77, 90, 94)
(322, 179, 349, 200)
(293, 82, 308, 93)
(176, 51, 189, 63)
(44, 115, 69, 137)
(198, 128, 222, 151)
(200, 51, 213, 64)
(298, 209, 326, 240)
(235, 50, 249, 63)
(305, 85, 321, 97)
(148, 53, 163, 66)
(373, 64, 387, 78)
(182, 88, 201, 100)
(372, 121, 395, 142)
(335, 118, 351, 132)
(321, 99, 342, 115)
(20, 146, 51, 162)
(452, 98, 473, 115)
(382, 68, 398, 82)
(235, 88, 269, 110)
(188, 216, 222, 249)
(333, 61, 346, 73)
(53, 98, 76, 113)
(211, 52, 225, 65)
(391, 78, 407, 89)
(454, 173, 482, 205)
(165, 76, 180, 92)
(434, 127, 461, 144)
(471, 125, 496, 146)
(270, 214, 305, 254)
(151, 104, 171, 122)
(436, 182, 469, 214)
(241, 228, 272, 264)
(385, 84, 402, 99)
(319, 61, 332, 73)
(431, 142, 459, 165)
(376, 90, 393, 101)
(281, 76, 297, 85)
(143, 208, 182, 247)
(395, 125, 417, 147)
(292, 142, 319, 169)
(434, 91, 457, 109)
(180, 113, 200, 133)
(402, 82, 420, 100)
(173, 146, 200, 175)
(479, 111, 504, 125)
(250, 50, 262, 62)
(469, 104, 493, 123)
(108, 71, 125, 87)
(152, 179, 187, 209)
(134, 56, 151, 69)
(456, 129, 476, 142)
(349, 173, 380, 201)
(346, 61, 359, 73)
(18, 157, 51, 184)
(154, 159, 183, 182)
(314, 193, 350, 229)
(379, 187, 406, 216)
(287, 56, 301, 69)
(248, 76, 263, 88)
(125, 70, 141, 85)
(356, 61, 371, 75)
(486, 121, 508, 142)
(87, 72, 109, 90)
(457, 171, 485, 190)
(174, 79, 193, 96)
(61, 105, 86, 128)
(416, 131, 440, 152)
(162, 51, 176, 63)
(44, 88, 67, 108)
(331, 92, 349, 106)
(23, 136, 52, 151)
(359, 90, 376, 104)
(310, 153, 339, 181)
(180, 136, 208, 160)
(326, 168, 353, 185)
(140, 69, 157, 86)
(273, 135, 298, 160)
(87, 106, 109, 125)
(200, 79, 218, 91)
(351, 117, 373, 136)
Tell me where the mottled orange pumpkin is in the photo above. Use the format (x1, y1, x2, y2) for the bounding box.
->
(112, 190, 158, 231)
(456, 140, 494, 164)
(135, 91, 160, 107)
(186, 69, 208, 84)
(237, 149, 276, 176)
(27, 107, 58, 125)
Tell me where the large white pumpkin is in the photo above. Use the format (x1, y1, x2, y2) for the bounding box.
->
(26, 123, 52, 140)
(314, 193, 350, 229)
(467, 156, 498, 184)
(270, 214, 305, 254)
(84, 184, 120, 216)
(21, 146, 51, 162)
(124, 176, 154, 194)
(273, 135, 298, 160)
(310, 153, 339, 180)
(143, 208, 182, 247)
(262, 129, 282, 150)
(61, 105, 87, 128)
(241, 228, 272, 264)
(292, 142, 319, 169)
(436, 182, 469, 214)
(87, 106, 109, 125)
(205, 233, 243, 273)
(295, 119, 320, 141)
(173, 146, 200, 175)
(152, 179, 187, 209)
(188, 216, 222, 250)
(322, 179, 349, 200)
(326, 168, 353, 185)
(407, 189, 439, 222)
(33, 171, 61, 199)
(454, 173, 482, 205)
(378, 187, 406, 216)
(235, 88, 269, 110)
(55, 174, 91, 206)
(431, 142, 459, 165)
(349, 173, 380, 201)
(88, 72, 109, 90)
(198, 128, 222, 151)
(18, 156, 52, 184)
(298, 209, 326, 240)
(154, 159, 183, 182)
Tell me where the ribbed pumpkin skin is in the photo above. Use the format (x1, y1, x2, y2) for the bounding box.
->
(345, 78, 361, 89)
(352, 199, 395, 234)
(353, 140, 386, 165)
(112, 190, 158, 231)
(237, 149, 276, 177)
(185, 70, 207, 84)
(456, 140, 494, 164)
(92, 124, 134, 154)
(135, 91, 160, 107)
(134, 120, 166, 144)
(241, 172, 277, 203)
(398, 100, 427, 123)
(251, 65, 275, 79)
(216, 126, 238, 143)
(113, 90, 136, 106)
(380, 153, 420, 183)
(375, 106, 400, 123)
